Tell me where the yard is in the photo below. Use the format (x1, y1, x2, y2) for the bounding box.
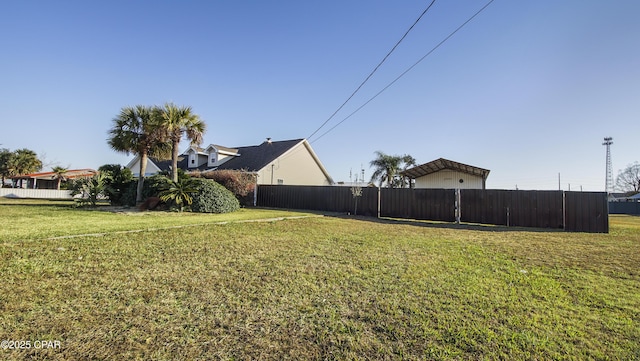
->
(1, 199, 639, 360)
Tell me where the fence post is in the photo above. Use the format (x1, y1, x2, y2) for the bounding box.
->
(253, 184, 258, 207)
(455, 188, 461, 224)
(562, 191, 566, 231)
(377, 186, 381, 218)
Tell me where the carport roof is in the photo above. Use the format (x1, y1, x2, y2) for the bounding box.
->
(401, 158, 490, 180)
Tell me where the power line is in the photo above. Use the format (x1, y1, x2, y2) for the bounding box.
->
(311, 0, 495, 144)
(307, 0, 438, 140)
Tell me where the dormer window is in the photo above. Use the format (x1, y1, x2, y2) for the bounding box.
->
(204, 144, 239, 167)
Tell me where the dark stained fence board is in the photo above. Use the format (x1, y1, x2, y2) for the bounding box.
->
(609, 202, 640, 215)
(256, 186, 608, 233)
(380, 188, 455, 222)
(564, 192, 609, 233)
(461, 190, 564, 229)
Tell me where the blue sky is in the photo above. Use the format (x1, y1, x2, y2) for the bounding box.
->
(1, 1, 638, 190)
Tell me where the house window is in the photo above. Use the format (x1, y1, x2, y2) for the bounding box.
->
(277, 179, 284, 185)
(191, 159, 195, 164)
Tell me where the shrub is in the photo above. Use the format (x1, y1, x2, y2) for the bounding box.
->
(192, 169, 256, 198)
(68, 174, 105, 207)
(191, 178, 240, 213)
(121, 175, 172, 207)
(98, 164, 134, 206)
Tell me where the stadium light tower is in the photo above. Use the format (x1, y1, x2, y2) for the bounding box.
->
(603, 137, 613, 193)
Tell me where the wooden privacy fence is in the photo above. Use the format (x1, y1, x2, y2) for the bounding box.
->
(609, 202, 640, 215)
(256, 185, 609, 233)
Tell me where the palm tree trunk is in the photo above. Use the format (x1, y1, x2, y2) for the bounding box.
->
(171, 139, 180, 183)
(137, 152, 149, 204)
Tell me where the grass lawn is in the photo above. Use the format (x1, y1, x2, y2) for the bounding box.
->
(1, 199, 639, 360)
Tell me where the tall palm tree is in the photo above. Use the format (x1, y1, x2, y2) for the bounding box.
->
(398, 154, 417, 188)
(370, 151, 402, 188)
(9, 149, 43, 188)
(108, 105, 170, 204)
(51, 166, 68, 190)
(159, 103, 206, 182)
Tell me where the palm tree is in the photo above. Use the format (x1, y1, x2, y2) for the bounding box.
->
(369, 151, 417, 188)
(108, 105, 170, 204)
(370, 151, 402, 188)
(159, 103, 206, 183)
(159, 177, 199, 212)
(9, 149, 43, 188)
(0, 148, 12, 187)
(51, 166, 68, 190)
(398, 154, 417, 188)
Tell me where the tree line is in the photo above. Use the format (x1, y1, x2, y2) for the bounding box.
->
(0, 148, 43, 188)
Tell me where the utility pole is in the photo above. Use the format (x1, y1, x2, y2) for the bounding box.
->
(558, 173, 561, 191)
(603, 137, 613, 193)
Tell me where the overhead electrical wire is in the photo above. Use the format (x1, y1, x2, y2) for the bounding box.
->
(310, 0, 495, 144)
(306, 0, 438, 140)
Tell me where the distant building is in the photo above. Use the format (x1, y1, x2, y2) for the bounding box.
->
(401, 158, 490, 189)
(9, 169, 98, 189)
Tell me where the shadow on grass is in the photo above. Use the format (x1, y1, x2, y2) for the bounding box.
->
(0, 198, 110, 209)
(328, 213, 566, 233)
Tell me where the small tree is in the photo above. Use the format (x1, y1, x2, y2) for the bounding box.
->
(350, 167, 365, 215)
(51, 166, 69, 190)
(615, 162, 640, 193)
(69, 174, 105, 207)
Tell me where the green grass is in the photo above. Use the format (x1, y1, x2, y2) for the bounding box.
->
(0, 198, 322, 242)
(1, 199, 639, 360)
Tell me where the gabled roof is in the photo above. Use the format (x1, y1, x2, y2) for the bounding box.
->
(215, 139, 304, 172)
(183, 146, 208, 155)
(148, 157, 186, 172)
(402, 158, 490, 180)
(149, 139, 317, 174)
(204, 144, 238, 154)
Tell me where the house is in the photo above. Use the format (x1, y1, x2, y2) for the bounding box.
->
(9, 169, 98, 189)
(401, 158, 490, 189)
(610, 191, 640, 202)
(127, 138, 334, 186)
